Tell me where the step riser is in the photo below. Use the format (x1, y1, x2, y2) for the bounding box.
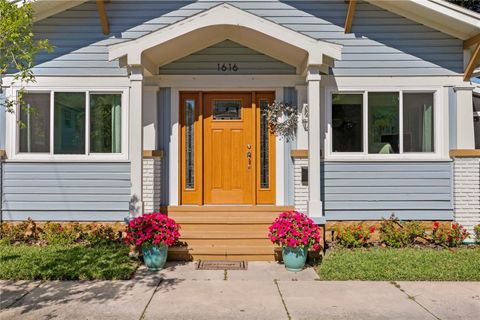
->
(166, 206, 293, 261)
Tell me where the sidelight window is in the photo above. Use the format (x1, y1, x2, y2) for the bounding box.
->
(185, 99, 195, 189)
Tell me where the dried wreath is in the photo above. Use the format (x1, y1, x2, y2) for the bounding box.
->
(267, 101, 298, 141)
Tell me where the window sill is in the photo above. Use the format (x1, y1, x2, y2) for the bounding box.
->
(6, 153, 129, 162)
(325, 154, 450, 162)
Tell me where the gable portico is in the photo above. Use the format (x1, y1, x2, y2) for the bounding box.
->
(108, 4, 342, 218)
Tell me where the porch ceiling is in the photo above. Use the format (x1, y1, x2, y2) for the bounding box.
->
(108, 3, 342, 75)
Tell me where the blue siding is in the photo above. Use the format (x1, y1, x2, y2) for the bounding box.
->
(1, 162, 131, 221)
(26, 0, 462, 77)
(322, 161, 453, 221)
(159, 40, 296, 75)
(158, 88, 171, 206)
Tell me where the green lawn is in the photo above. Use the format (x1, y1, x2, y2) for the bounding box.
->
(317, 247, 480, 281)
(0, 244, 140, 280)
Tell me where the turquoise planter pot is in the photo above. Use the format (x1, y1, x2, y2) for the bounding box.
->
(142, 244, 168, 271)
(282, 246, 308, 272)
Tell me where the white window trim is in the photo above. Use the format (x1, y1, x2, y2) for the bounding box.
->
(8, 87, 129, 162)
(324, 86, 448, 161)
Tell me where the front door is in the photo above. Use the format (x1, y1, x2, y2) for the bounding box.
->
(179, 91, 276, 205)
(203, 93, 254, 204)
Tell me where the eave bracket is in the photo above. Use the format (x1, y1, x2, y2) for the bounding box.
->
(344, 0, 357, 34)
(96, 0, 110, 35)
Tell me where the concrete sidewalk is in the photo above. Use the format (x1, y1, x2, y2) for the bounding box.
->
(1, 262, 479, 320)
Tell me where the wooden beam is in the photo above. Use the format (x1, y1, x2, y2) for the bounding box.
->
(450, 149, 480, 157)
(464, 33, 480, 49)
(464, 43, 480, 81)
(290, 149, 308, 158)
(344, 0, 357, 33)
(96, 0, 109, 35)
(143, 150, 164, 158)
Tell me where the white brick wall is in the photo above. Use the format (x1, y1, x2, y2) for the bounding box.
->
(293, 157, 309, 214)
(143, 157, 162, 213)
(453, 157, 480, 240)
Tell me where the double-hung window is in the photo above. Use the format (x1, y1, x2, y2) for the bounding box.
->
(331, 91, 435, 156)
(18, 91, 124, 157)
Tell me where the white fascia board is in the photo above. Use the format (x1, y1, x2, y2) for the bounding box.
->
(108, 3, 342, 66)
(366, 0, 480, 39)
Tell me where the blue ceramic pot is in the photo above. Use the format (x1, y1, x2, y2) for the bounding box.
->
(142, 244, 168, 271)
(282, 246, 308, 272)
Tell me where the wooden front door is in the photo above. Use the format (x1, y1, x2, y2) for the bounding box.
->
(203, 93, 254, 204)
(180, 91, 276, 205)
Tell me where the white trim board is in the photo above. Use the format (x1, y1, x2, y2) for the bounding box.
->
(168, 86, 288, 206)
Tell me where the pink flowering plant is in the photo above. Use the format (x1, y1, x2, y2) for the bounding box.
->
(268, 211, 322, 251)
(125, 213, 180, 248)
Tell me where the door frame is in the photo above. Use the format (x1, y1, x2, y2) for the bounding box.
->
(179, 91, 276, 205)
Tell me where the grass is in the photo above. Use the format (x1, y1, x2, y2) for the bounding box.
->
(0, 244, 140, 280)
(317, 247, 480, 281)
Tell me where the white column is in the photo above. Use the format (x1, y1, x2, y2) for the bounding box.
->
(143, 85, 159, 150)
(307, 66, 323, 218)
(129, 65, 144, 217)
(455, 87, 475, 149)
(295, 84, 308, 150)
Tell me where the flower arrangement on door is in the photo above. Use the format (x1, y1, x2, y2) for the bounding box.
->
(268, 211, 321, 272)
(125, 213, 180, 271)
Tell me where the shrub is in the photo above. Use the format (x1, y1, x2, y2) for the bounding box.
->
(41, 222, 83, 245)
(333, 223, 375, 248)
(0, 218, 40, 244)
(475, 225, 480, 243)
(83, 224, 121, 246)
(379, 216, 426, 248)
(125, 213, 180, 248)
(268, 211, 322, 251)
(432, 222, 469, 247)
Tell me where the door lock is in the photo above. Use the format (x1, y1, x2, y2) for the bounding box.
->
(247, 151, 252, 169)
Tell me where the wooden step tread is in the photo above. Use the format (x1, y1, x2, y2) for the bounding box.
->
(169, 245, 276, 255)
(172, 216, 277, 224)
(176, 238, 273, 246)
(167, 252, 277, 262)
(166, 205, 294, 213)
(180, 231, 268, 239)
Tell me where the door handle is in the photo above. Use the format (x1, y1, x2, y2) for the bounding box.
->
(247, 151, 252, 169)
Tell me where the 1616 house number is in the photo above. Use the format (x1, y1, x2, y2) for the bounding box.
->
(217, 63, 239, 72)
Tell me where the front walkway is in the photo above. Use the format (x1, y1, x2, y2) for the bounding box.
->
(1, 262, 479, 320)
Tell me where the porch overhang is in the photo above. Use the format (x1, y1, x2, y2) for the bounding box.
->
(108, 3, 342, 75)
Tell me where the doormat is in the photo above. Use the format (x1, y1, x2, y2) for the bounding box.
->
(196, 260, 248, 270)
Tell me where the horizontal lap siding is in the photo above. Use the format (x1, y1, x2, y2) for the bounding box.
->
(27, 0, 462, 76)
(323, 162, 454, 220)
(1, 162, 131, 221)
(159, 40, 296, 75)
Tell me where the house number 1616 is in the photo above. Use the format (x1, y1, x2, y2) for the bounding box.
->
(217, 63, 239, 72)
